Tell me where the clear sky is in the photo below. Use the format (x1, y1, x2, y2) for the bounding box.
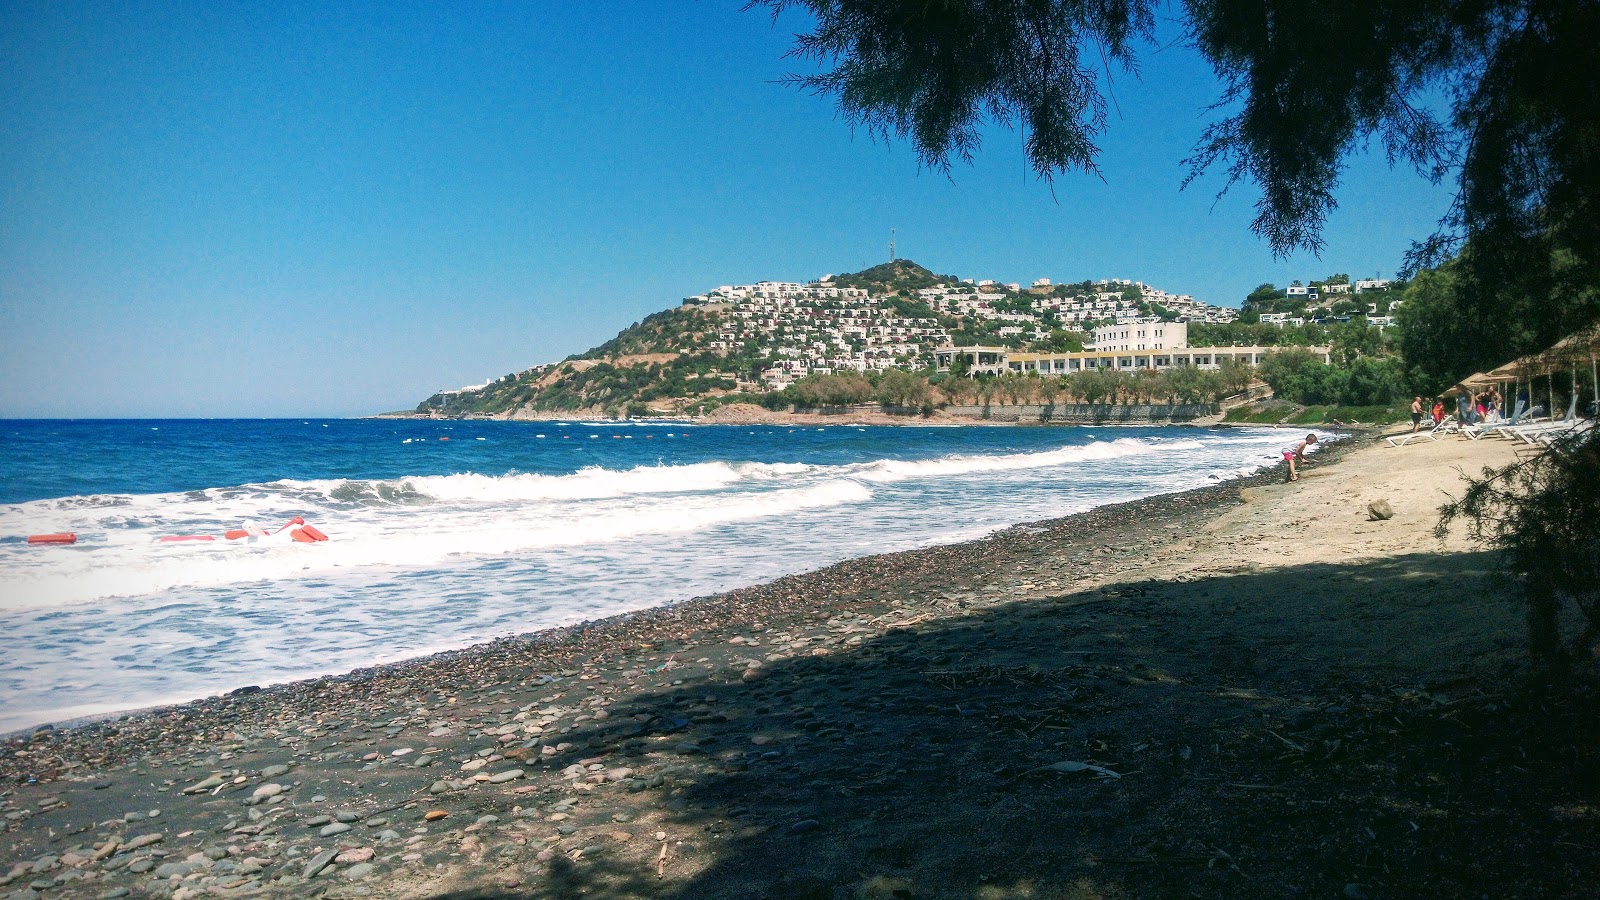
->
(1, 1, 1454, 418)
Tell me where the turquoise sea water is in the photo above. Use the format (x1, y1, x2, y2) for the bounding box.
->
(0, 418, 1323, 732)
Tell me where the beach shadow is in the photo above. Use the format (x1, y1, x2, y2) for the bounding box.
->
(422, 550, 1600, 899)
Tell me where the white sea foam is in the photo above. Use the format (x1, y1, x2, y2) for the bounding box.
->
(0, 479, 871, 610)
(0, 434, 1287, 613)
(847, 437, 1161, 482)
(0, 426, 1332, 732)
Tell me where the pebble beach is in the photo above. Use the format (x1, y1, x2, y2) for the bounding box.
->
(5, 431, 1598, 899)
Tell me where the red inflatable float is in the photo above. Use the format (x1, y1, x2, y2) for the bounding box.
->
(27, 533, 77, 545)
(159, 517, 328, 544)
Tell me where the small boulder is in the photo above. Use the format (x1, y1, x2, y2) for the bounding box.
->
(1367, 500, 1394, 521)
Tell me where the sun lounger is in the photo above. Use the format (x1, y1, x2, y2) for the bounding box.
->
(1460, 399, 1531, 440)
(1503, 395, 1579, 443)
(1533, 418, 1594, 447)
(1386, 415, 1456, 447)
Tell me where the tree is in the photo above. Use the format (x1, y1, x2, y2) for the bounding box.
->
(874, 368, 930, 408)
(1216, 358, 1254, 398)
(755, 0, 1600, 273)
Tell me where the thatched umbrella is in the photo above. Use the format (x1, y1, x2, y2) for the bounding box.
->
(1523, 323, 1600, 419)
(1446, 372, 1495, 395)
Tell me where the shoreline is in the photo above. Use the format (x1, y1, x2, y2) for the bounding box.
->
(8, 430, 1590, 899)
(3, 434, 1350, 741)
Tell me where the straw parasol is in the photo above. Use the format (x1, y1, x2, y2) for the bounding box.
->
(1445, 372, 1495, 395)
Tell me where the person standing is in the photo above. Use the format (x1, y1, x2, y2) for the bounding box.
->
(1431, 399, 1445, 426)
(1410, 396, 1424, 433)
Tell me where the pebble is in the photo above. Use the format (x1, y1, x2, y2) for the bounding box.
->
(181, 775, 223, 794)
(122, 833, 164, 851)
(302, 848, 338, 879)
(320, 822, 352, 837)
(250, 783, 284, 800)
(335, 847, 374, 864)
(260, 764, 290, 778)
(790, 819, 822, 833)
(344, 862, 376, 880)
(488, 768, 524, 784)
(424, 810, 448, 821)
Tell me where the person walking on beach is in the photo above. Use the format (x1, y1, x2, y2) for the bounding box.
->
(1432, 399, 1445, 426)
(1283, 433, 1317, 482)
(1410, 396, 1424, 433)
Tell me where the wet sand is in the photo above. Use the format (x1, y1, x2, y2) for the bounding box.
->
(6, 431, 1597, 899)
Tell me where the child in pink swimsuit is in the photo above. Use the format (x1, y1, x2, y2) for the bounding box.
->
(1284, 433, 1318, 482)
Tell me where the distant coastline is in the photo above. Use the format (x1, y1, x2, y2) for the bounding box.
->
(377, 400, 1225, 427)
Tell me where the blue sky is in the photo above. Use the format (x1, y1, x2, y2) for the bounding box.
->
(0, 1, 1454, 417)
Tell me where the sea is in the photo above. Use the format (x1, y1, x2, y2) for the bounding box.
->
(0, 418, 1327, 734)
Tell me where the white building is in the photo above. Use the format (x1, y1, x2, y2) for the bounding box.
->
(1091, 321, 1188, 352)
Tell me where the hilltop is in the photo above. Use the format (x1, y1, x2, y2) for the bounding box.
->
(410, 259, 1241, 419)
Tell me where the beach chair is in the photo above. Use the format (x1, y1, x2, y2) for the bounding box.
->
(1506, 394, 1580, 444)
(1460, 398, 1528, 439)
(1534, 417, 1594, 447)
(1386, 415, 1456, 447)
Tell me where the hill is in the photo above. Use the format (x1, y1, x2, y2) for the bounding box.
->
(410, 259, 1241, 418)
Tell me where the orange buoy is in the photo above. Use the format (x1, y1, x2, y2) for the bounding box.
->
(27, 533, 77, 545)
(294, 525, 328, 542)
(224, 529, 250, 540)
(273, 517, 306, 534)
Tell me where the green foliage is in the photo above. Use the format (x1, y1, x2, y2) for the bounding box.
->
(885, 295, 938, 319)
(753, 0, 1153, 182)
(828, 259, 953, 295)
(1398, 251, 1600, 396)
(570, 307, 721, 361)
(1223, 403, 1408, 425)
(1188, 321, 1331, 348)
(784, 372, 875, 408)
(1245, 283, 1284, 308)
(1258, 348, 1407, 407)
(873, 369, 930, 407)
(1032, 329, 1085, 353)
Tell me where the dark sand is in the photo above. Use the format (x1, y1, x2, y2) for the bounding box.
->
(3, 434, 1598, 899)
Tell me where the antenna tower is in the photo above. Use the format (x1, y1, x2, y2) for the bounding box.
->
(890, 229, 896, 263)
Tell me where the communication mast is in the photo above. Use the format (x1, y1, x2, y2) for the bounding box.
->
(889, 229, 896, 263)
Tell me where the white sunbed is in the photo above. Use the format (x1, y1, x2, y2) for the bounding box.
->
(1460, 399, 1532, 440)
(1533, 418, 1594, 447)
(1504, 395, 1580, 444)
(1386, 415, 1456, 447)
